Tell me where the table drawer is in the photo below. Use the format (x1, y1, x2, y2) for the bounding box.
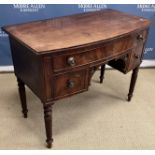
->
(53, 34, 136, 72)
(53, 69, 87, 99)
(108, 29, 148, 73)
(127, 45, 144, 71)
(108, 47, 143, 73)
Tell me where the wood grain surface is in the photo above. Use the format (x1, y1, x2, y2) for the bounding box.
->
(3, 9, 151, 53)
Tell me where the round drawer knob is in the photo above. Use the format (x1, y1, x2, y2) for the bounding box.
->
(67, 80, 75, 88)
(134, 54, 139, 59)
(137, 34, 144, 41)
(67, 57, 76, 66)
(124, 55, 129, 61)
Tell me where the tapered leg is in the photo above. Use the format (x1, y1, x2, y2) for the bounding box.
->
(43, 103, 54, 148)
(128, 66, 140, 101)
(17, 78, 28, 118)
(100, 64, 106, 83)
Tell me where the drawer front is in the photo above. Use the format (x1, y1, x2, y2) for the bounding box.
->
(127, 44, 144, 71)
(53, 34, 135, 72)
(133, 29, 148, 47)
(128, 29, 148, 70)
(108, 29, 148, 73)
(54, 69, 87, 99)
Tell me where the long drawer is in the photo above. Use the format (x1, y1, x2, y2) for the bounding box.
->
(52, 33, 139, 73)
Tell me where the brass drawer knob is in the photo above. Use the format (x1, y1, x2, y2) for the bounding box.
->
(137, 34, 144, 41)
(134, 54, 139, 59)
(67, 57, 76, 66)
(67, 80, 75, 88)
(124, 54, 129, 61)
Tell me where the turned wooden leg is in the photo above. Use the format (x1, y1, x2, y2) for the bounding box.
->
(100, 64, 106, 83)
(43, 103, 54, 148)
(128, 66, 140, 101)
(17, 78, 28, 118)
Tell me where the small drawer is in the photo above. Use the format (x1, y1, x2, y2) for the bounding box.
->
(126, 29, 148, 71)
(132, 29, 148, 49)
(127, 46, 143, 71)
(108, 47, 143, 73)
(52, 34, 135, 72)
(108, 45, 144, 73)
(53, 69, 87, 99)
(108, 29, 148, 73)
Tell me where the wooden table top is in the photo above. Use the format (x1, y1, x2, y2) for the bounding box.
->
(3, 9, 151, 54)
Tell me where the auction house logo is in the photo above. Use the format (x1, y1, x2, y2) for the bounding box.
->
(144, 47, 154, 54)
(78, 4, 107, 12)
(13, 4, 46, 12)
(137, 4, 155, 12)
(0, 29, 8, 37)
